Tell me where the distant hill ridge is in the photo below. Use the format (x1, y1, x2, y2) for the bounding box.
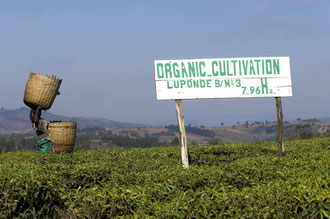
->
(318, 117, 330, 123)
(0, 107, 149, 131)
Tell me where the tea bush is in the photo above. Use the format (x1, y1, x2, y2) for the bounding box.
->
(0, 138, 329, 218)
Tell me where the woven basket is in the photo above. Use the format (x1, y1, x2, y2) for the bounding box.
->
(48, 121, 76, 153)
(23, 72, 62, 110)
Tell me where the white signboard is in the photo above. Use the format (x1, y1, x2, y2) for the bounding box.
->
(154, 57, 292, 100)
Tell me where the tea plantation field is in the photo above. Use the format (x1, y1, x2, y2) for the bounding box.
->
(0, 138, 329, 218)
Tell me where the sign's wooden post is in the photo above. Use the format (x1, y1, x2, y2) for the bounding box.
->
(276, 97, 284, 157)
(175, 99, 189, 168)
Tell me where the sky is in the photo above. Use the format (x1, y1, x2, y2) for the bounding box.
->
(0, 0, 329, 126)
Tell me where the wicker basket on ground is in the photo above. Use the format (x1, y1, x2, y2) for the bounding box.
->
(24, 72, 62, 110)
(48, 121, 76, 153)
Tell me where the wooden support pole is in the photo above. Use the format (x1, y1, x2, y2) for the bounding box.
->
(175, 99, 189, 168)
(276, 97, 284, 157)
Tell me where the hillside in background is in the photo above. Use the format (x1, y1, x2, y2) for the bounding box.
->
(98, 120, 329, 146)
(0, 107, 149, 133)
(0, 108, 329, 150)
(318, 117, 330, 123)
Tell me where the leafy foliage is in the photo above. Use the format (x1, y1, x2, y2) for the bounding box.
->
(289, 124, 314, 140)
(101, 135, 163, 148)
(166, 124, 216, 137)
(0, 138, 329, 218)
(0, 133, 165, 153)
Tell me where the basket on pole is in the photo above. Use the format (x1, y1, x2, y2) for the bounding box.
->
(23, 72, 62, 110)
(48, 121, 77, 153)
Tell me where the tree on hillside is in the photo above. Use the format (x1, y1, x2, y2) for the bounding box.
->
(244, 121, 249, 128)
(166, 125, 215, 137)
(209, 137, 221, 145)
(322, 128, 330, 138)
(288, 124, 313, 140)
(171, 137, 179, 146)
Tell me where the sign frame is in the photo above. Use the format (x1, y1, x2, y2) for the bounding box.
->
(154, 56, 292, 168)
(154, 56, 292, 100)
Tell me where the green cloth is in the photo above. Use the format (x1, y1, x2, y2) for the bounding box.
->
(36, 138, 52, 153)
